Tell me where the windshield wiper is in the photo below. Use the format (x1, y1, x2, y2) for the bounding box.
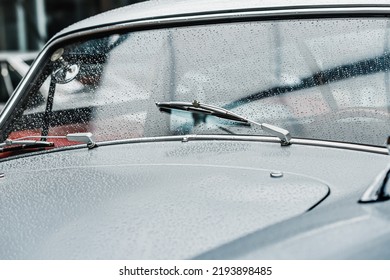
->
(156, 100, 291, 145)
(0, 132, 96, 153)
(0, 139, 54, 153)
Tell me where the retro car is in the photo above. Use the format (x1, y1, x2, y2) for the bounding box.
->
(0, 0, 389, 259)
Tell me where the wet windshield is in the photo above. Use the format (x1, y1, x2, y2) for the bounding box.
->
(3, 18, 390, 151)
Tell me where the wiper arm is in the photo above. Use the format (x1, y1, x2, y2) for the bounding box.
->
(156, 100, 291, 145)
(0, 132, 96, 153)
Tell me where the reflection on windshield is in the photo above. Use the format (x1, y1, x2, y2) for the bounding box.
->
(4, 18, 390, 151)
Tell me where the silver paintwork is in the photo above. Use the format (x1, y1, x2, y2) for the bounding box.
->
(0, 139, 387, 259)
(0, 0, 390, 259)
(359, 164, 390, 203)
(53, 0, 390, 39)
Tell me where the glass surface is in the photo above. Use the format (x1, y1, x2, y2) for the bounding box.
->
(5, 18, 390, 150)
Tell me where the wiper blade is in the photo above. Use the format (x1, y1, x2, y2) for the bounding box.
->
(0, 139, 54, 148)
(156, 100, 291, 145)
(0, 139, 54, 153)
(157, 100, 248, 122)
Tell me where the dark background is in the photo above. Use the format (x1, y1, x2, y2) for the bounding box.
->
(0, 0, 146, 51)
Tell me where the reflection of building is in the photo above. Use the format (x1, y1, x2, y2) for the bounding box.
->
(0, 0, 144, 51)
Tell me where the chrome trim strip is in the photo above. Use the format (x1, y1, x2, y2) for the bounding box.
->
(98, 135, 281, 146)
(0, 135, 387, 163)
(291, 139, 388, 154)
(2, 6, 390, 148)
(48, 7, 390, 46)
(97, 135, 389, 155)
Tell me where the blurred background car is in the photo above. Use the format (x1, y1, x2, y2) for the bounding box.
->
(0, 0, 146, 107)
(0, 52, 37, 110)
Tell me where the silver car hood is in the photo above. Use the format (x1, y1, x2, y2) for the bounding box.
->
(1, 139, 388, 259)
(0, 141, 331, 259)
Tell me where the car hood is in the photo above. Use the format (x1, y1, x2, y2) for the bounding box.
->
(0, 152, 329, 259)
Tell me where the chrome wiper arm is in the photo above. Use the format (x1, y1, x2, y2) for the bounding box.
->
(156, 100, 291, 146)
(0, 132, 96, 152)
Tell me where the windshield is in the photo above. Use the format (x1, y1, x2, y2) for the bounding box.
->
(3, 18, 390, 152)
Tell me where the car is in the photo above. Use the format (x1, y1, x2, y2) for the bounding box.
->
(0, 52, 38, 111)
(0, 0, 389, 259)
